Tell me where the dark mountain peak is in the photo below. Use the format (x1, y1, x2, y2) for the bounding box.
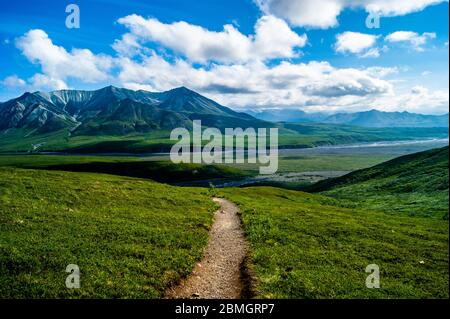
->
(15, 91, 38, 101)
(99, 85, 121, 92)
(167, 86, 198, 96)
(95, 85, 122, 95)
(173, 86, 193, 92)
(14, 91, 50, 104)
(21, 91, 34, 97)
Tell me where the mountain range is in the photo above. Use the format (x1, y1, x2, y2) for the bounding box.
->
(0, 86, 448, 153)
(0, 86, 268, 136)
(1, 86, 448, 138)
(248, 108, 449, 128)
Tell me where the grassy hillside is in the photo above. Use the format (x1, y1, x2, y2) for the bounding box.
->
(218, 187, 449, 299)
(0, 168, 216, 298)
(307, 147, 449, 219)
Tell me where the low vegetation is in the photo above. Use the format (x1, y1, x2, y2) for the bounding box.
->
(0, 167, 216, 298)
(219, 187, 449, 298)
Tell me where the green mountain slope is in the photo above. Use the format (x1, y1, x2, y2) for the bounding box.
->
(307, 146, 449, 218)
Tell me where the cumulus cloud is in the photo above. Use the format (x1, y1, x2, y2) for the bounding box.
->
(371, 86, 449, 114)
(364, 0, 447, 16)
(15, 29, 113, 89)
(335, 32, 379, 56)
(114, 14, 307, 63)
(5, 19, 447, 115)
(1, 75, 26, 88)
(360, 47, 382, 58)
(1, 73, 68, 92)
(385, 31, 436, 51)
(255, 0, 447, 28)
(364, 66, 399, 77)
(116, 52, 449, 114)
(335, 30, 436, 57)
(117, 52, 393, 108)
(411, 85, 429, 95)
(27, 74, 68, 91)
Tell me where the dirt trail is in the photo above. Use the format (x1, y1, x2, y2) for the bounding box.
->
(166, 197, 248, 299)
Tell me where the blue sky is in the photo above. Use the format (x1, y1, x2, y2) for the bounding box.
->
(0, 0, 448, 114)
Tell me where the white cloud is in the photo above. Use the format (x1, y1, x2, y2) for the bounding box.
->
(364, 66, 399, 77)
(335, 32, 379, 56)
(255, 0, 447, 28)
(256, 0, 343, 28)
(27, 74, 68, 91)
(15, 29, 113, 89)
(1, 75, 26, 88)
(364, 0, 447, 16)
(1, 74, 68, 93)
(360, 47, 380, 58)
(114, 14, 307, 63)
(6, 21, 447, 115)
(117, 52, 393, 107)
(372, 86, 449, 114)
(385, 31, 436, 51)
(116, 51, 449, 114)
(411, 85, 429, 95)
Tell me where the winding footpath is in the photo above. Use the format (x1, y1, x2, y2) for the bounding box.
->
(166, 198, 248, 299)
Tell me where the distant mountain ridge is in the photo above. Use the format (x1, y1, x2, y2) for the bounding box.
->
(249, 108, 449, 128)
(325, 109, 449, 128)
(245, 109, 326, 123)
(0, 86, 267, 135)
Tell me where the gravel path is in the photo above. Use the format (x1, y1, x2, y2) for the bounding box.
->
(166, 197, 248, 299)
